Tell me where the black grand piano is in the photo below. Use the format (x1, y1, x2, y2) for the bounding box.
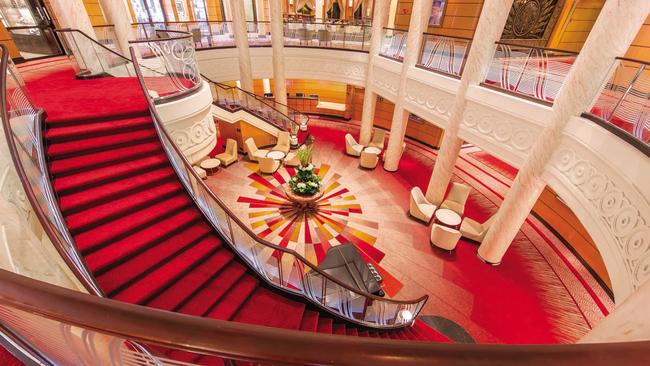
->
(315, 243, 385, 297)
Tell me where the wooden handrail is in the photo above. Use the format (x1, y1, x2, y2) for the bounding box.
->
(128, 46, 430, 327)
(494, 41, 580, 55)
(0, 45, 103, 296)
(614, 56, 650, 66)
(422, 32, 473, 41)
(1, 267, 650, 365)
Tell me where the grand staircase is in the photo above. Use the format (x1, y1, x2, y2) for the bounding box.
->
(26, 67, 449, 364)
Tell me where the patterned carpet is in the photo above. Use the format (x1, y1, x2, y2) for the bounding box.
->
(207, 119, 614, 344)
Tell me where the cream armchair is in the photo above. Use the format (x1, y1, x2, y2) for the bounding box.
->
(345, 133, 364, 157)
(214, 138, 238, 166)
(244, 137, 269, 162)
(440, 182, 471, 215)
(460, 216, 495, 242)
(409, 187, 436, 223)
(272, 131, 291, 154)
(430, 224, 462, 251)
(259, 156, 281, 174)
(359, 150, 379, 169)
(369, 129, 386, 149)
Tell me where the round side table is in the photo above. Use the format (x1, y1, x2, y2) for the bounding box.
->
(434, 208, 462, 229)
(267, 150, 286, 160)
(200, 158, 221, 175)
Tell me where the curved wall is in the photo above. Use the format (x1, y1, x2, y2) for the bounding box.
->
(196, 46, 650, 302)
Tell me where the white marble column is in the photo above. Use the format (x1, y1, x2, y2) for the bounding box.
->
(477, 0, 650, 265)
(425, 0, 514, 203)
(231, 0, 254, 92)
(383, 0, 432, 171)
(270, 0, 287, 108)
(359, 0, 389, 145)
(98, 0, 134, 55)
(315, 0, 324, 20)
(48, 0, 101, 73)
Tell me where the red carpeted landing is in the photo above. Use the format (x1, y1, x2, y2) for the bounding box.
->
(28, 70, 449, 364)
(0, 347, 22, 366)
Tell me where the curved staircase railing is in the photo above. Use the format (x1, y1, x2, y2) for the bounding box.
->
(127, 42, 428, 329)
(0, 45, 103, 296)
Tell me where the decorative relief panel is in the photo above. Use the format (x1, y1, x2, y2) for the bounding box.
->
(404, 79, 454, 127)
(285, 56, 366, 86)
(372, 66, 399, 99)
(551, 144, 650, 293)
(461, 101, 540, 159)
(169, 114, 216, 152)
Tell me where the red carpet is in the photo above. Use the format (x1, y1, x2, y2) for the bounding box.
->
(26, 68, 449, 364)
(0, 347, 22, 366)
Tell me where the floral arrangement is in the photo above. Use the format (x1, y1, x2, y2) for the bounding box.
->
(288, 146, 321, 195)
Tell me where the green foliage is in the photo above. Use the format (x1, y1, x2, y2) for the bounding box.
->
(288, 146, 321, 195)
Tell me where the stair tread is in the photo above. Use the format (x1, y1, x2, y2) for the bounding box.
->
(112, 236, 220, 303)
(53, 154, 169, 193)
(74, 194, 192, 252)
(59, 167, 176, 214)
(205, 276, 258, 321)
(177, 262, 247, 317)
(316, 317, 333, 334)
(47, 128, 158, 158)
(332, 323, 346, 335)
(46, 115, 152, 142)
(66, 181, 183, 233)
(50, 141, 163, 176)
(299, 310, 319, 332)
(147, 248, 233, 311)
(95, 222, 214, 293)
(346, 327, 359, 336)
(233, 287, 306, 330)
(84, 208, 202, 271)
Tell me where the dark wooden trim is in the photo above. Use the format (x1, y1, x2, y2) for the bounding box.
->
(614, 56, 650, 65)
(581, 113, 650, 158)
(414, 64, 462, 79)
(422, 32, 472, 41)
(494, 41, 580, 55)
(479, 82, 555, 107)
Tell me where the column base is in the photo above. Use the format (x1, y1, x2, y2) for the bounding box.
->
(476, 250, 501, 266)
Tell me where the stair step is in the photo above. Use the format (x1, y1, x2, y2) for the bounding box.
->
(147, 248, 233, 311)
(96, 223, 214, 293)
(46, 115, 152, 142)
(316, 317, 333, 334)
(74, 194, 192, 252)
(53, 154, 169, 194)
(233, 287, 306, 330)
(205, 276, 258, 321)
(299, 310, 319, 332)
(59, 167, 176, 214)
(346, 327, 359, 336)
(84, 209, 203, 271)
(66, 181, 183, 234)
(411, 321, 450, 342)
(196, 356, 225, 365)
(358, 330, 370, 337)
(47, 128, 158, 158)
(112, 236, 220, 303)
(332, 323, 346, 335)
(50, 141, 163, 177)
(177, 262, 247, 317)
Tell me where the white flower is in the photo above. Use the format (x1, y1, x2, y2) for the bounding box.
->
(292, 176, 298, 181)
(297, 182, 306, 188)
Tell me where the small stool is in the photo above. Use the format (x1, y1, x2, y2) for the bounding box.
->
(193, 166, 207, 180)
(200, 158, 221, 175)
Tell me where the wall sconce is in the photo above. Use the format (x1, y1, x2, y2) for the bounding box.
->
(348, 0, 353, 7)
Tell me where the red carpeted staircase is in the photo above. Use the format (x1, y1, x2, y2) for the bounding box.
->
(33, 70, 449, 365)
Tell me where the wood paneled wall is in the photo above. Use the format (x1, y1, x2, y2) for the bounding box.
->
(252, 79, 349, 104)
(533, 187, 612, 290)
(626, 14, 650, 62)
(207, 0, 226, 21)
(0, 24, 21, 59)
(82, 0, 107, 26)
(547, 0, 604, 52)
(394, 0, 484, 39)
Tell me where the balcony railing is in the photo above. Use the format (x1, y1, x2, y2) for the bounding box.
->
(417, 33, 472, 78)
(92, 24, 118, 51)
(132, 20, 372, 52)
(129, 46, 428, 329)
(0, 45, 103, 295)
(484, 41, 578, 104)
(587, 57, 650, 147)
(379, 27, 407, 61)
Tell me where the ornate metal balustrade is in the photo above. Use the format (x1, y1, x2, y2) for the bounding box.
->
(379, 27, 407, 62)
(417, 33, 472, 78)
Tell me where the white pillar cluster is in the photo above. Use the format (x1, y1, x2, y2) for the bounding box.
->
(98, 0, 134, 55)
(270, 0, 288, 109)
(382, 0, 433, 171)
(231, 0, 254, 92)
(477, 0, 650, 265)
(359, 0, 390, 145)
(425, 0, 515, 204)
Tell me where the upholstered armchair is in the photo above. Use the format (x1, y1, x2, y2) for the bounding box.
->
(369, 129, 386, 149)
(345, 133, 364, 157)
(440, 183, 471, 215)
(409, 187, 436, 223)
(460, 216, 495, 243)
(430, 224, 462, 251)
(259, 156, 281, 174)
(244, 137, 269, 162)
(272, 131, 291, 155)
(359, 150, 379, 169)
(215, 138, 238, 167)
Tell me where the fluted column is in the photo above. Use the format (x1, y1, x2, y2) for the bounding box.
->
(359, 0, 389, 145)
(270, 0, 287, 109)
(98, 0, 134, 55)
(477, 0, 650, 265)
(425, 0, 514, 203)
(231, 0, 254, 92)
(48, 0, 101, 72)
(383, 0, 432, 171)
